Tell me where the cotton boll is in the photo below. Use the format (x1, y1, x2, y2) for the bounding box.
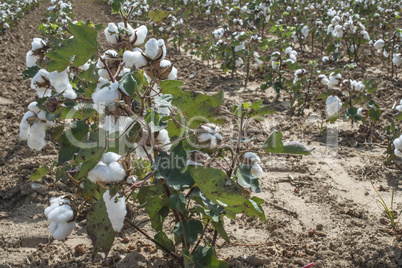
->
(123, 50, 147, 68)
(27, 122, 47, 150)
(26, 50, 38, 68)
(19, 111, 36, 141)
(48, 70, 73, 95)
(102, 152, 121, 164)
(301, 25, 309, 37)
(51, 221, 76, 240)
(47, 204, 75, 223)
(373, 39, 385, 49)
(103, 190, 127, 232)
(31, 69, 50, 90)
(328, 72, 342, 88)
(318, 74, 329, 85)
(393, 53, 402, 67)
(133, 25, 147, 46)
(322, 56, 329, 63)
(62, 86, 77, 99)
(98, 68, 111, 80)
(31, 38, 44, 51)
(167, 67, 178, 80)
(234, 42, 245, 52)
(87, 152, 126, 183)
(145, 38, 159, 60)
(104, 23, 119, 44)
(105, 116, 134, 135)
(383, 50, 389, 58)
(92, 82, 120, 113)
(357, 108, 363, 116)
(78, 62, 90, 72)
(235, 58, 243, 67)
(28, 101, 41, 114)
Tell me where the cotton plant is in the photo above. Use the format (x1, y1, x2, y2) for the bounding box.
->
(20, 2, 317, 266)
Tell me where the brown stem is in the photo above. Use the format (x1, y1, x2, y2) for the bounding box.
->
(191, 220, 210, 254)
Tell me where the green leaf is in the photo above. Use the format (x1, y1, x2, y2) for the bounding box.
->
(236, 163, 261, 193)
(172, 90, 225, 128)
(29, 166, 50, 181)
(262, 130, 313, 155)
(76, 147, 106, 178)
(160, 80, 184, 97)
(21, 66, 40, 80)
(78, 179, 100, 200)
(58, 121, 89, 165)
(46, 21, 98, 72)
(168, 193, 186, 213)
(190, 166, 266, 221)
(152, 142, 194, 190)
(60, 104, 97, 120)
(154, 231, 175, 253)
(119, 72, 140, 97)
(111, 0, 125, 13)
(87, 199, 115, 261)
(173, 219, 203, 245)
(212, 221, 230, 244)
(192, 246, 229, 268)
(149, 10, 176, 23)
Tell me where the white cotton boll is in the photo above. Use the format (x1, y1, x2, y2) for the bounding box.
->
(145, 38, 159, 60)
(393, 54, 402, 67)
(234, 43, 245, 52)
(48, 70, 71, 94)
(251, 162, 264, 177)
(361, 30, 370, 40)
(318, 74, 329, 85)
(395, 149, 402, 158)
(31, 69, 49, 90)
(289, 51, 297, 62)
(167, 67, 178, 80)
(326, 95, 342, 117)
(98, 68, 111, 80)
(92, 82, 120, 113)
(160, 60, 171, 68)
(123, 50, 147, 68)
(19, 111, 36, 140)
(158, 39, 167, 59)
(242, 152, 261, 163)
(235, 58, 243, 67)
(31, 38, 44, 51)
(271, 51, 280, 61)
(373, 39, 385, 49)
(63, 86, 77, 99)
(28, 101, 41, 114)
(393, 136, 402, 150)
(87, 152, 125, 183)
(47, 205, 74, 223)
(26, 50, 39, 68)
(322, 56, 329, 63)
(103, 190, 127, 232)
(37, 110, 47, 121)
(51, 221, 76, 240)
(117, 22, 135, 40)
(301, 25, 309, 37)
(383, 50, 389, 58)
(328, 73, 342, 88)
(135, 144, 152, 158)
(27, 122, 47, 151)
(357, 108, 363, 116)
(78, 62, 90, 72)
(105, 23, 119, 44)
(105, 116, 134, 134)
(133, 25, 147, 46)
(156, 129, 169, 144)
(197, 133, 212, 143)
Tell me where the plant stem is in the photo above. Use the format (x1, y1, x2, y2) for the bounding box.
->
(228, 113, 244, 178)
(124, 219, 179, 259)
(191, 220, 210, 254)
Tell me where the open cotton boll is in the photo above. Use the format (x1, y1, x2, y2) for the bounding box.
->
(373, 39, 385, 49)
(19, 111, 36, 141)
(393, 53, 402, 67)
(31, 38, 44, 51)
(167, 67, 178, 80)
(51, 222, 76, 240)
(27, 122, 47, 151)
(301, 25, 309, 37)
(234, 42, 245, 52)
(395, 100, 402, 112)
(196, 123, 223, 150)
(103, 190, 127, 232)
(145, 38, 159, 60)
(78, 62, 90, 72)
(117, 22, 135, 40)
(104, 23, 119, 44)
(123, 50, 147, 68)
(133, 25, 148, 45)
(251, 162, 264, 177)
(47, 204, 75, 223)
(322, 56, 329, 63)
(326, 95, 342, 117)
(92, 82, 120, 113)
(328, 72, 342, 88)
(318, 74, 329, 86)
(156, 129, 171, 151)
(235, 58, 243, 67)
(87, 152, 126, 183)
(28, 101, 41, 114)
(26, 51, 39, 68)
(393, 135, 402, 157)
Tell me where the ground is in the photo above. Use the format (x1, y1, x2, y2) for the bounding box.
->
(0, 0, 402, 267)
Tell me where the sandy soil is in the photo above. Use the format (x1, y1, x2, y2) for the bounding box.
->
(1, 0, 402, 267)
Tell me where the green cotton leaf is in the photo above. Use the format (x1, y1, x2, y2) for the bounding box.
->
(154, 94, 173, 108)
(119, 72, 140, 97)
(76, 147, 106, 178)
(247, 104, 275, 118)
(152, 142, 194, 190)
(173, 219, 203, 245)
(190, 166, 266, 221)
(395, 113, 402, 121)
(21, 66, 40, 80)
(46, 21, 98, 72)
(78, 179, 100, 200)
(212, 221, 230, 244)
(172, 90, 225, 128)
(345, 107, 362, 121)
(154, 231, 175, 253)
(236, 163, 261, 193)
(29, 166, 50, 181)
(317, 92, 330, 101)
(80, 63, 99, 83)
(51, 125, 64, 141)
(149, 10, 176, 23)
(160, 80, 184, 97)
(168, 193, 186, 213)
(144, 110, 167, 132)
(190, 188, 225, 222)
(111, 0, 125, 13)
(58, 121, 89, 165)
(262, 130, 313, 155)
(87, 199, 115, 261)
(60, 105, 97, 120)
(192, 246, 229, 268)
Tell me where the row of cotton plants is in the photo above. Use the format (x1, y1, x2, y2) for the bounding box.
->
(0, 0, 43, 33)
